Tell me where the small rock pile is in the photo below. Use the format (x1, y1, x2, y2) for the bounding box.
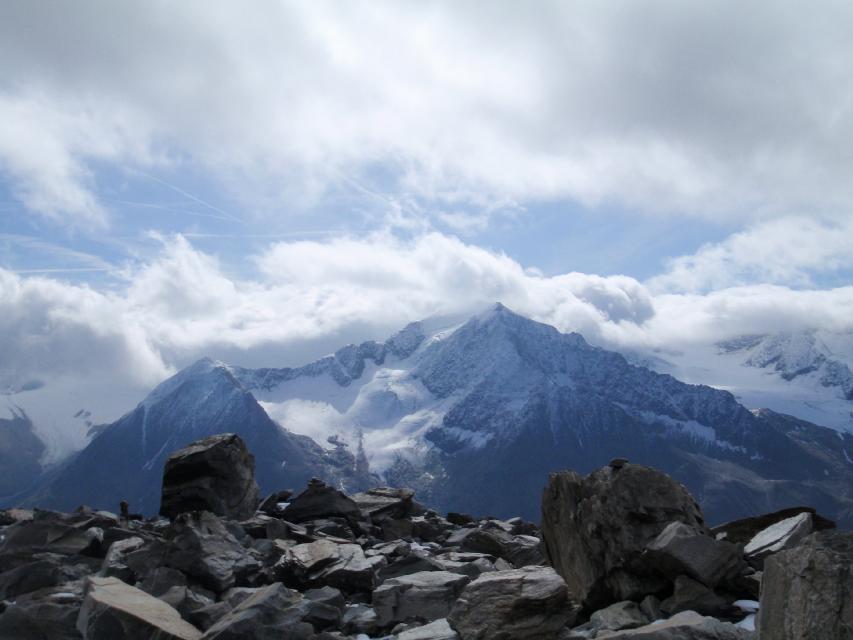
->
(0, 436, 850, 639)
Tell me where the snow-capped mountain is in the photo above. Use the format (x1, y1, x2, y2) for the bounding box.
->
(16, 304, 853, 526)
(24, 358, 374, 514)
(652, 330, 853, 434)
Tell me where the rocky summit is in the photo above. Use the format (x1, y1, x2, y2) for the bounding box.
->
(0, 433, 850, 639)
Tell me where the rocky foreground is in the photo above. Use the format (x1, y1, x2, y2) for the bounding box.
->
(1, 434, 851, 639)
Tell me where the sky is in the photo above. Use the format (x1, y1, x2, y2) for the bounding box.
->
(2, 0, 853, 421)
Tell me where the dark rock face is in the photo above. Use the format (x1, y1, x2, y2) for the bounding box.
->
(758, 530, 853, 639)
(541, 464, 706, 610)
(645, 522, 745, 588)
(447, 565, 577, 640)
(160, 434, 260, 521)
(0, 407, 45, 498)
(594, 610, 754, 638)
(710, 506, 835, 545)
(282, 478, 362, 528)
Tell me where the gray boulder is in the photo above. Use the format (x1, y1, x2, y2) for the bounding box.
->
(448, 566, 577, 640)
(710, 506, 834, 545)
(76, 576, 202, 639)
(98, 536, 146, 582)
(164, 511, 260, 593)
(160, 434, 260, 522)
(0, 580, 85, 640)
(373, 570, 470, 627)
(758, 530, 853, 639)
(595, 610, 753, 638)
(461, 527, 543, 568)
(276, 538, 385, 592)
(282, 478, 363, 530)
(541, 465, 706, 610)
(589, 601, 650, 633)
(200, 582, 314, 639)
(660, 575, 734, 618)
(645, 522, 744, 588)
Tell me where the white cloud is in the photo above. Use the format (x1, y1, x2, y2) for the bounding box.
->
(650, 216, 853, 293)
(2, 1, 853, 225)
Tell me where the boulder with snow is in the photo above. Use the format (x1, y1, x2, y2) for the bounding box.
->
(743, 511, 813, 566)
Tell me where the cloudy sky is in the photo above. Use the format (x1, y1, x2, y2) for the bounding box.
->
(2, 0, 853, 417)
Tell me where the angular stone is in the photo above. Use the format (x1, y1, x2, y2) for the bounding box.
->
(0, 555, 90, 600)
(379, 553, 446, 581)
(76, 576, 202, 639)
(758, 530, 853, 639)
(99, 536, 146, 582)
(352, 487, 416, 521)
(743, 512, 812, 564)
(541, 465, 706, 610)
(595, 610, 754, 638)
(589, 601, 650, 633)
(282, 479, 362, 529)
(160, 434, 260, 522)
(645, 522, 744, 587)
(461, 527, 543, 568)
(660, 575, 734, 618)
(200, 582, 314, 639)
(373, 570, 470, 627)
(258, 490, 293, 515)
(448, 566, 577, 640)
(165, 511, 260, 593)
(342, 603, 379, 635)
(276, 538, 385, 592)
(0, 581, 85, 640)
(397, 618, 460, 640)
(0, 519, 103, 556)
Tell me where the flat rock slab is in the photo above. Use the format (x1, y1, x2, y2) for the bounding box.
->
(743, 512, 812, 562)
(397, 618, 460, 639)
(76, 576, 202, 640)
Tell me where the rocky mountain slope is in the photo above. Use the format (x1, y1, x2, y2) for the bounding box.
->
(1, 433, 849, 639)
(12, 304, 853, 527)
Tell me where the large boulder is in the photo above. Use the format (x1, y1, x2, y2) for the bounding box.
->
(373, 570, 470, 627)
(541, 464, 706, 610)
(0, 581, 85, 640)
(758, 530, 853, 639)
(160, 434, 260, 521)
(460, 526, 543, 568)
(76, 576, 202, 639)
(448, 566, 577, 640)
(595, 610, 753, 638)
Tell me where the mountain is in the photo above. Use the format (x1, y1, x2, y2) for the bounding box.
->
(0, 404, 44, 499)
(23, 358, 374, 514)
(17, 304, 853, 526)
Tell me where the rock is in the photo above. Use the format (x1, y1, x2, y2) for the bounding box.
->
(711, 506, 834, 545)
(448, 566, 577, 640)
(595, 610, 754, 638)
(200, 582, 314, 639)
(164, 511, 260, 593)
(99, 536, 146, 582)
(609, 458, 629, 469)
(660, 575, 735, 618)
(160, 434, 260, 522)
(282, 479, 363, 531)
(258, 490, 293, 515)
(589, 601, 650, 633)
(138, 567, 189, 597)
(342, 603, 379, 635)
(352, 487, 416, 522)
(460, 527, 543, 568)
(0, 555, 91, 600)
(758, 530, 853, 639)
(276, 538, 385, 593)
(397, 618, 460, 639)
(304, 585, 346, 612)
(0, 519, 103, 556)
(373, 570, 470, 627)
(639, 595, 662, 621)
(0, 581, 85, 640)
(541, 465, 707, 610)
(159, 585, 215, 619)
(76, 576, 202, 639)
(446, 512, 475, 527)
(379, 553, 446, 581)
(743, 512, 813, 565)
(645, 522, 745, 587)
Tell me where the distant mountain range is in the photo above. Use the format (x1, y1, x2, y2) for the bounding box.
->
(5, 304, 853, 526)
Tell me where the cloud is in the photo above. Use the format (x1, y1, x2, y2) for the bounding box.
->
(2, 1, 853, 225)
(649, 216, 853, 293)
